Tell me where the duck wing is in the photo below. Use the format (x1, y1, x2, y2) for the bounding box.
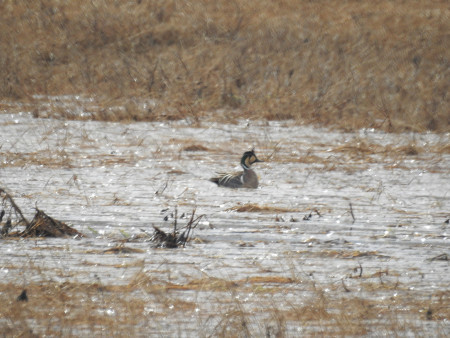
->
(209, 171, 243, 188)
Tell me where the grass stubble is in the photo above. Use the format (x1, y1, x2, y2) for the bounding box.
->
(0, 256, 448, 337)
(0, 0, 448, 132)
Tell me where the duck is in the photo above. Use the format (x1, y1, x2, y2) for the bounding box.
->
(209, 150, 263, 188)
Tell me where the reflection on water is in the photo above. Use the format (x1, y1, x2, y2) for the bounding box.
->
(0, 109, 449, 335)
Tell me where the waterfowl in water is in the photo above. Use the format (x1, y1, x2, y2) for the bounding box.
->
(209, 150, 263, 189)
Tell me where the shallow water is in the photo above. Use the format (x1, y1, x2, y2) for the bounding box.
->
(0, 106, 449, 335)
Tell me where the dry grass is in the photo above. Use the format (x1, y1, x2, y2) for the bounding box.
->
(0, 0, 448, 132)
(227, 203, 296, 213)
(0, 270, 448, 336)
(0, 230, 448, 336)
(182, 144, 210, 152)
(266, 134, 450, 175)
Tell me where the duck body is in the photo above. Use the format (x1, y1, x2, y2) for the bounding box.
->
(210, 150, 262, 189)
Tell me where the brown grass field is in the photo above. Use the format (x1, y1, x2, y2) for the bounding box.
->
(0, 0, 448, 132)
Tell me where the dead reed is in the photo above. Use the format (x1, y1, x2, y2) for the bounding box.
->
(0, 268, 447, 336)
(1, 187, 83, 238)
(227, 203, 296, 213)
(1, 1, 448, 132)
(149, 207, 204, 248)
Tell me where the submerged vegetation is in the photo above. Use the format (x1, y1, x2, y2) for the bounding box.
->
(0, 0, 448, 132)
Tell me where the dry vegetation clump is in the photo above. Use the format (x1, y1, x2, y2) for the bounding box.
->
(19, 208, 84, 238)
(1, 187, 83, 238)
(0, 150, 74, 168)
(227, 203, 296, 213)
(182, 144, 210, 152)
(0, 1, 448, 132)
(149, 208, 203, 248)
(101, 244, 145, 254)
(330, 139, 427, 162)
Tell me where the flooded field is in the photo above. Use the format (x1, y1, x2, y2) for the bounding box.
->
(0, 101, 449, 336)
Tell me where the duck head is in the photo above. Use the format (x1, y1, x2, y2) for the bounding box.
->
(241, 149, 263, 169)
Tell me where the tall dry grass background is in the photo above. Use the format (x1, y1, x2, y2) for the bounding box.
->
(0, 0, 448, 131)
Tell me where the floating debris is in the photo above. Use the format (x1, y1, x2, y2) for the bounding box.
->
(102, 244, 144, 254)
(182, 144, 209, 152)
(303, 209, 322, 221)
(19, 209, 84, 238)
(149, 208, 203, 248)
(428, 253, 448, 262)
(227, 203, 295, 213)
(1, 187, 83, 239)
(151, 226, 180, 248)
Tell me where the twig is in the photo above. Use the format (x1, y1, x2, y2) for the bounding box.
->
(155, 178, 169, 195)
(174, 52, 190, 77)
(173, 206, 178, 235)
(266, 141, 281, 161)
(349, 202, 355, 224)
(428, 253, 448, 261)
(0, 187, 29, 228)
(147, 59, 159, 91)
(182, 208, 200, 244)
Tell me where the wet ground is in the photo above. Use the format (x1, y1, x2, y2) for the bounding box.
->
(0, 101, 449, 336)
